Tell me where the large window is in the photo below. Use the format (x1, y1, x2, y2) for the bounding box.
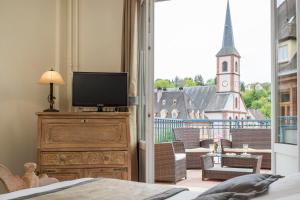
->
(278, 45, 288, 63)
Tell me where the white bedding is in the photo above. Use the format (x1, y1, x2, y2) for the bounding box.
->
(0, 178, 202, 200)
(2, 173, 300, 200)
(0, 178, 93, 200)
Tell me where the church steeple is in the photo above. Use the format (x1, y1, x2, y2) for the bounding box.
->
(216, 0, 241, 94)
(216, 0, 240, 57)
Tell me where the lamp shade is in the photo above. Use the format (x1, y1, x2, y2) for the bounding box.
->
(39, 69, 65, 85)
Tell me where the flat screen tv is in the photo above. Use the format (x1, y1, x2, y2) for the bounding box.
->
(72, 72, 128, 109)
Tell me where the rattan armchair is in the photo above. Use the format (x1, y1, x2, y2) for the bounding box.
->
(173, 128, 213, 169)
(155, 141, 187, 183)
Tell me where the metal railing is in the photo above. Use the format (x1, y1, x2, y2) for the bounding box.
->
(278, 116, 297, 144)
(154, 118, 271, 144)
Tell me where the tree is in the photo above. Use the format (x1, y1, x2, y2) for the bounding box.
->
(194, 75, 204, 86)
(241, 85, 271, 119)
(205, 78, 215, 86)
(154, 79, 175, 89)
(173, 76, 181, 87)
(183, 78, 197, 87)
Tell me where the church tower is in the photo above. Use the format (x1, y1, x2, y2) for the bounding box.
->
(216, 0, 240, 93)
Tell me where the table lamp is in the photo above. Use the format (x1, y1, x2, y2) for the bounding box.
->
(38, 68, 65, 112)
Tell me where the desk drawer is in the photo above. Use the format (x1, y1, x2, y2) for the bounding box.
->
(40, 167, 129, 181)
(86, 168, 128, 180)
(40, 118, 128, 149)
(40, 151, 128, 166)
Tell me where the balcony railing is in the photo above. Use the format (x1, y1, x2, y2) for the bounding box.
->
(154, 118, 271, 144)
(278, 116, 297, 144)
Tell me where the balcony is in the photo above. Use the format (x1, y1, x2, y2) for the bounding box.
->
(154, 117, 272, 188)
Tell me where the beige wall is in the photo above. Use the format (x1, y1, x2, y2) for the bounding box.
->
(0, 0, 124, 193)
(78, 0, 123, 72)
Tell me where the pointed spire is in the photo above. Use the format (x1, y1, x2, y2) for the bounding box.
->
(216, 0, 240, 57)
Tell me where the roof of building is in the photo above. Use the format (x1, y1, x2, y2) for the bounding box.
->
(154, 86, 231, 119)
(154, 90, 195, 119)
(216, 0, 240, 57)
(248, 109, 265, 120)
(184, 86, 230, 112)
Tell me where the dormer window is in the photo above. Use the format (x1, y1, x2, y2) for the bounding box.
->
(222, 61, 228, 72)
(173, 99, 177, 105)
(160, 109, 168, 118)
(235, 97, 238, 108)
(189, 110, 195, 119)
(171, 109, 179, 119)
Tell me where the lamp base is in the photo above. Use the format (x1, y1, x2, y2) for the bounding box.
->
(43, 108, 59, 112)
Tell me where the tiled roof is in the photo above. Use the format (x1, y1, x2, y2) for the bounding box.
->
(154, 86, 230, 119)
(248, 109, 265, 120)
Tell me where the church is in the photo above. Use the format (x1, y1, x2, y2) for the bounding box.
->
(154, 1, 251, 120)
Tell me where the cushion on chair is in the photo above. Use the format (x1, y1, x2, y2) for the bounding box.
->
(223, 148, 271, 153)
(175, 153, 186, 161)
(206, 166, 253, 173)
(185, 148, 211, 153)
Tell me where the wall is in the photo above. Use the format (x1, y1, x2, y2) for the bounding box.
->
(0, 0, 56, 193)
(0, 0, 124, 193)
(78, 0, 123, 72)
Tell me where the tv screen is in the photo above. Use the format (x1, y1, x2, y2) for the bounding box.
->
(72, 72, 128, 107)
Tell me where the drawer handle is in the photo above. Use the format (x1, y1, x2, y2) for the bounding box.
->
(80, 119, 89, 123)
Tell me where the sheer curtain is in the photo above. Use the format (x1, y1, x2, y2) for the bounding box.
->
(121, 0, 138, 181)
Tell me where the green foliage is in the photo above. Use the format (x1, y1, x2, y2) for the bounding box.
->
(183, 77, 198, 87)
(154, 79, 175, 89)
(205, 78, 215, 85)
(194, 75, 204, 86)
(241, 83, 271, 119)
(155, 128, 174, 144)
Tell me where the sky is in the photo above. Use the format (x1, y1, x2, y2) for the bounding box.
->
(154, 0, 271, 84)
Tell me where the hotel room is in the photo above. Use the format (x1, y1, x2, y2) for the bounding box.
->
(0, 0, 300, 199)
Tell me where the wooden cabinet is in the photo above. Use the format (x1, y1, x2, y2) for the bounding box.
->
(37, 112, 131, 181)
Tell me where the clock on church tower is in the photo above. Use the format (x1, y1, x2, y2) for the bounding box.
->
(216, 0, 240, 94)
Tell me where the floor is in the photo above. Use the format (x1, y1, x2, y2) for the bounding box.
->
(176, 170, 220, 191)
(158, 169, 272, 192)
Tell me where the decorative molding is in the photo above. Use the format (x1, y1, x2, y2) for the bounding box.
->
(66, 0, 79, 111)
(55, 0, 62, 110)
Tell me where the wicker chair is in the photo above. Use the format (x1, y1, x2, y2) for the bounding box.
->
(221, 129, 271, 169)
(155, 141, 187, 183)
(173, 128, 213, 169)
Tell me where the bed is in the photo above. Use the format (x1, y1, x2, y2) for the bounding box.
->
(1, 163, 300, 200)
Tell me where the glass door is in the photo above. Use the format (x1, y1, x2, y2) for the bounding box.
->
(272, 0, 300, 175)
(137, 0, 154, 183)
